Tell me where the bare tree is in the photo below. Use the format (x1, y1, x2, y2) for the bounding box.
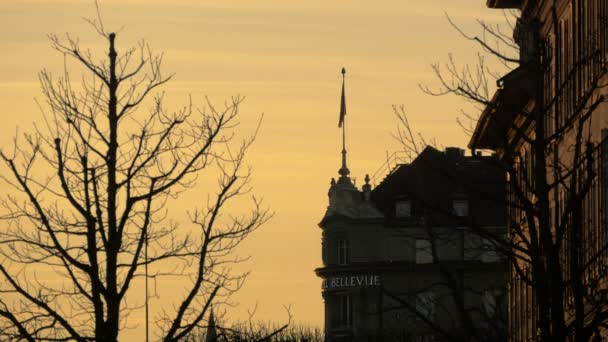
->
(419, 12, 519, 136)
(418, 7, 608, 342)
(0, 13, 275, 342)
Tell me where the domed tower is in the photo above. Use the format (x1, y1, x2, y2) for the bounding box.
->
(315, 69, 383, 342)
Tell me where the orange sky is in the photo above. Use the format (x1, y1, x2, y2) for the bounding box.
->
(0, 1, 511, 339)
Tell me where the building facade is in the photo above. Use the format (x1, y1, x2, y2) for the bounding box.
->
(316, 146, 508, 341)
(470, 0, 608, 340)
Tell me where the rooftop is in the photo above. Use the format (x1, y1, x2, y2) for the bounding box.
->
(371, 146, 506, 226)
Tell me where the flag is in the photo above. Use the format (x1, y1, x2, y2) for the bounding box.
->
(338, 68, 346, 127)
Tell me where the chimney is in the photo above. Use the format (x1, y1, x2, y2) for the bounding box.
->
(445, 147, 465, 159)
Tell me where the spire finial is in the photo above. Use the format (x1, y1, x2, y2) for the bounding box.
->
(205, 308, 217, 342)
(362, 174, 372, 201)
(338, 67, 350, 180)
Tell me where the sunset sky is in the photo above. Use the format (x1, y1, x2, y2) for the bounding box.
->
(0, 1, 510, 339)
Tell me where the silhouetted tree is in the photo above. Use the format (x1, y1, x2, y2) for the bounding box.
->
(418, 7, 608, 342)
(186, 319, 322, 342)
(0, 12, 276, 342)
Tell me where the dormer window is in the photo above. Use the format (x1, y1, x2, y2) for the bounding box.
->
(452, 199, 469, 217)
(395, 200, 411, 218)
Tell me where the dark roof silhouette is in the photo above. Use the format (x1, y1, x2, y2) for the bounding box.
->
(371, 146, 506, 226)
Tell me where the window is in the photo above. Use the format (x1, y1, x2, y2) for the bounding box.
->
(338, 239, 349, 265)
(483, 289, 503, 317)
(338, 295, 352, 326)
(452, 199, 468, 217)
(387, 237, 409, 261)
(481, 238, 500, 263)
(464, 232, 480, 261)
(322, 239, 327, 265)
(396, 200, 411, 218)
(415, 239, 433, 264)
(416, 292, 436, 320)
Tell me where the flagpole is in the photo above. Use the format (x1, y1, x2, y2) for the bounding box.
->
(145, 230, 149, 342)
(342, 68, 346, 157)
(338, 67, 350, 180)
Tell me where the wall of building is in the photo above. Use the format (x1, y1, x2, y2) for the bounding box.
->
(317, 148, 508, 341)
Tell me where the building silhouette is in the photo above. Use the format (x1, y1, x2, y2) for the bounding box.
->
(205, 310, 217, 342)
(470, 0, 608, 340)
(316, 141, 508, 341)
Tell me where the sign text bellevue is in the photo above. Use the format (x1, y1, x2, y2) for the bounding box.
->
(322, 274, 381, 290)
